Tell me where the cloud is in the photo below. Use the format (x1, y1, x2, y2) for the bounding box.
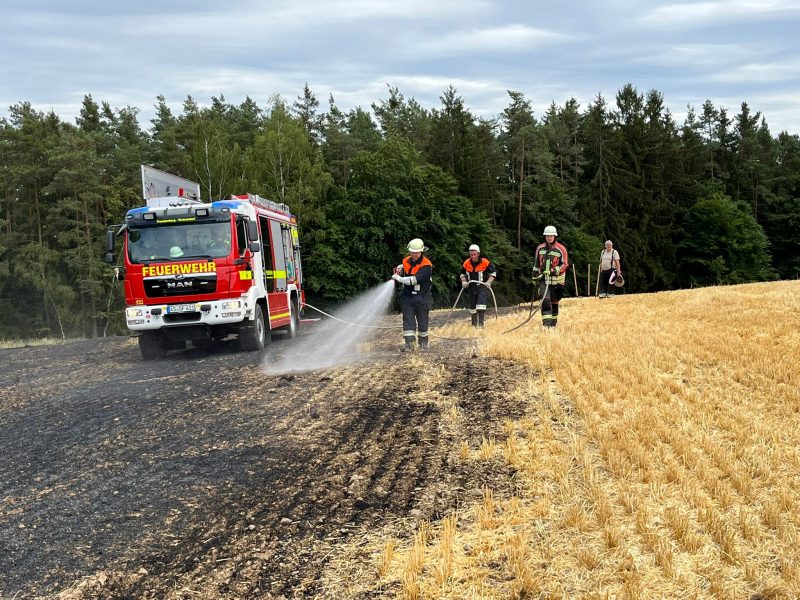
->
(711, 58, 800, 82)
(634, 43, 767, 68)
(2, 1, 799, 135)
(745, 92, 800, 132)
(637, 0, 800, 27)
(282, 0, 491, 21)
(409, 24, 572, 56)
(169, 68, 305, 100)
(132, 0, 491, 40)
(372, 74, 499, 95)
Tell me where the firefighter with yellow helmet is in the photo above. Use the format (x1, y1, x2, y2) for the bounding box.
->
(392, 238, 433, 350)
(532, 226, 569, 328)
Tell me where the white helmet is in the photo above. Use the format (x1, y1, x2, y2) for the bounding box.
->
(543, 225, 558, 236)
(407, 238, 426, 252)
(468, 244, 480, 253)
(169, 246, 185, 258)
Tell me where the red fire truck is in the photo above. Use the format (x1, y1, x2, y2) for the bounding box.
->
(107, 172, 304, 360)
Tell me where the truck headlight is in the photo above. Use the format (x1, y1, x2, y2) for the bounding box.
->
(126, 307, 144, 318)
(221, 300, 242, 310)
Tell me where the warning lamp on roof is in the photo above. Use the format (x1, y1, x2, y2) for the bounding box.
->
(196, 208, 209, 217)
(143, 212, 156, 221)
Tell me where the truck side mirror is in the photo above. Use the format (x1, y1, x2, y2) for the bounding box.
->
(248, 241, 261, 253)
(247, 220, 259, 242)
(105, 251, 115, 264)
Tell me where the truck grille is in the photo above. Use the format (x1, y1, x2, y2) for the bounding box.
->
(144, 275, 217, 297)
(163, 312, 202, 324)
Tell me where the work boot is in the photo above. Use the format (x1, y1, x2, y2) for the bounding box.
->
(471, 313, 478, 327)
(599, 293, 607, 299)
(477, 311, 485, 328)
(402, 339, 415, 352)
(418, 337, 429, 350)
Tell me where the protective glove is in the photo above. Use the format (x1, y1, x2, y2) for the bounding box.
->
(485, 279, 493, 288)
(393, 273, 413, 285)
(394, 264, 403, 275)
(461, 279, 469, 289)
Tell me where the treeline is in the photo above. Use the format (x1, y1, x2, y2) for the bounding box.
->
(1, 84, 798, 339)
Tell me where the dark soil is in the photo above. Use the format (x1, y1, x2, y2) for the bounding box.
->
(0, 315, 530, 598)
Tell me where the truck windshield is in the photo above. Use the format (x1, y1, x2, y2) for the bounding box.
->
(128, 221, 232, 263)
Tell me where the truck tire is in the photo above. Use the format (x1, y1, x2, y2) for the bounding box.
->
(285, 300, 300, 339)
(139, 332, 167, 360)
(239, 305, 268, 351)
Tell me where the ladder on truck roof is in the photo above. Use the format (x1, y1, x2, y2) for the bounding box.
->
(145, 196, 204, 209)
(231, 194, 292, 216)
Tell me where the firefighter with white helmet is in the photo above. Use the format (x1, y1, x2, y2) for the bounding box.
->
(532, 225, 569, 328)
(460, 243, 497, 328)
(392, 238, 433, 350)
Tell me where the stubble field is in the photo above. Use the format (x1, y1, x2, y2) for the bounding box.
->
(1, 281, 797, 599)
(328, 281, 800, 599)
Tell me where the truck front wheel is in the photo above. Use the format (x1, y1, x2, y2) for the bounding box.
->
(285, 300, 300, 339)
(239, 305, 269, 351)
(139, 332, 167, 360)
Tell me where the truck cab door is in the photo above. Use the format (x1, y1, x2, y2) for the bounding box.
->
(268, 220, 287, 291)
(259, 216, 274, 292)
(234, 217, 258, 293)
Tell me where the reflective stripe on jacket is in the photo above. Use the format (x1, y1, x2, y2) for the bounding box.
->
(461, 257, 497, 283)
(401, 255, 433, 300)
(534, 242, 569, 285)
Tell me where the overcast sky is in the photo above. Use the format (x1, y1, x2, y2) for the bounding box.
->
(2, 0, 799, 134)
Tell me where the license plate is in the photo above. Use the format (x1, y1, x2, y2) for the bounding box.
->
(167, 303, 197, 314)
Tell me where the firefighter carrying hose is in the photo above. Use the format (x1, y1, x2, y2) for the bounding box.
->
(532, 226, 569, 328)
(460, 244, 497, 328)
(392, 238, 433, 351)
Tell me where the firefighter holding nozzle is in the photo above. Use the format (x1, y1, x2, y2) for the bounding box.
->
(392, 238, 433, 351)
(460, 244, 496, 328)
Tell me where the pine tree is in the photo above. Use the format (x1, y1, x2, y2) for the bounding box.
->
(372, 86, 431, 151)
(245, 97, 330, 210)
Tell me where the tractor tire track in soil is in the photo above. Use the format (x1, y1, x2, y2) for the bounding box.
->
(0, 322, 530, 598)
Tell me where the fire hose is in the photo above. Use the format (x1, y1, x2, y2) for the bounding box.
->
(500, 278, 548, 334)
(432, 280, 499, 330)
(301, 281, 500, 340)
(423, 280, 501, 341)
(301, 279, 546, 341)
(300, 303, 397, 330)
